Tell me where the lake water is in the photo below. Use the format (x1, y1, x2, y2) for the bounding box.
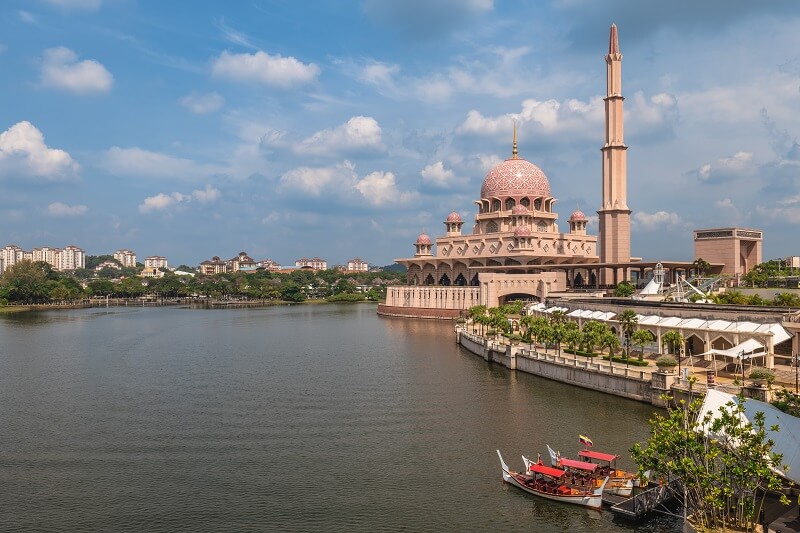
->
(0, 304, 679, 531)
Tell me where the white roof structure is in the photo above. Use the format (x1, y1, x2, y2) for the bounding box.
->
(699, 390, 800, 486)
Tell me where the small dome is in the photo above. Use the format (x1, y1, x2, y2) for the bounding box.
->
(513, 225, 532, 237)
(511, 204, 529, 215)
(481, 157, 551, 199)
(446, 211, 463, 223)
(416, 233, 432, 245)
(569, 209, 587, 221)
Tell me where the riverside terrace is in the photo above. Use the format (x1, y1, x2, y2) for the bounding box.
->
(530, 298, 800, 371)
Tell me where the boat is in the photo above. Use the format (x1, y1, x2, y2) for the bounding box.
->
(536, 446, 633, 497)
(546, 444, 645, 494)
(496, 450, 608, 509)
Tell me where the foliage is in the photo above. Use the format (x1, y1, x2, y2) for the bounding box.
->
(613, 281, 635, 297)
(0, 260, 51, 303)
(617, 309, 638, 359)
(771, 388, 800, 417)
(692, 257, 711, 277)
(498, 300, 524, 315)
(655, 355, 678, 368)
(279, 281, 306, 302)
(748, 367, 775, 381)
(630, 395, 790, 531)
(662, 330, 685, 355)
(632, 329, 655, 361)
(599, 330, 620, 356)
(580, 320, 607, 354)
(602, 354, 650, 366)
(506, 333, 522, 343)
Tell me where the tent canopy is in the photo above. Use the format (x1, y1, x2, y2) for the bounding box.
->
(698, 338, 765, 359)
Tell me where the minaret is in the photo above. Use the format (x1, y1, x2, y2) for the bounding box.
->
(598, 23, 631, 284)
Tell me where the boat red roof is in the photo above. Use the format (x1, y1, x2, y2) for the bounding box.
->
(559, 458, 598, 471)
(578, 450, 619, 462)
(527, 463, 566, 478)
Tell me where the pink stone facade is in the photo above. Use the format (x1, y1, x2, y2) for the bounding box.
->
(694, 228, 763, 277)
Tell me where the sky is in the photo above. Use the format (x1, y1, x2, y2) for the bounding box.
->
(2, 0, 800, 268)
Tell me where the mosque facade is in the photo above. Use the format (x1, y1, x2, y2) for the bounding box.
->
(380, 25, 632, 318)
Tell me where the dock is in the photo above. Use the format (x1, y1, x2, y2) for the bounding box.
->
(606, 479, 681, 519)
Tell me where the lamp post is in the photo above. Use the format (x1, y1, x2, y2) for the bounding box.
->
(795, 353, 799, 394)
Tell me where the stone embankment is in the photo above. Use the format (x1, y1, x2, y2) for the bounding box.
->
(456, 328, 771, 407)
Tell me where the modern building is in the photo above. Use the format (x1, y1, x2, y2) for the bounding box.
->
(694, 228, 763, 278)
(228, 252, 256, 272)
(256, 259, 282, 271)
(140, 267, 164, 278)
(295, 257, 327, 270)
(59, 245, 86, 271)
(346, 258, 369, 272)
(95, 260, 121, 271)
(114, 249, 137, 268)
(1, 245, 25, 271)
(198, 256, 227, 276)
(2, 244, 85, 272)
(144, 256, 168, 269)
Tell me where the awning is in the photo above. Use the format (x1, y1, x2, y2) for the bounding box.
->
(698, 338, 765, 359)
(527, 463, 566, 478)
(559, 458, 598, 471)
(578, 450, 619, 462)
(699, 390, 800, 486)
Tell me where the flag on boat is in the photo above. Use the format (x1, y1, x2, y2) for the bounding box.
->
(579, 434, 593, 447)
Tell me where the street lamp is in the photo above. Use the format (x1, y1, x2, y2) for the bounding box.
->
(795, 353, 799, 394)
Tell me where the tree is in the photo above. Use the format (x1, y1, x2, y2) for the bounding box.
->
(279, 281, 306, 302)
(580, 320, 607, 354)
(773, 292, 800, 307)
(0, 260, 50, 303)
(600, 330, 621, 356)
(88, 279, 115, 297)
(632, 329, 655, 361)
(617, 309, 638, 360)
(562, 322, 582, 352)
(613, 281, 635, 297)
(662, 330, 685, 356)
(631, 395, 789, 531)
(692, 257, 711, 277)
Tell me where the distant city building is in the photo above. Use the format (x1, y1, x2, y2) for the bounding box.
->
(2, 244, 85, 271)
(198, 256, 227, 276)
(114, 249, 137, 268)
(95, 260, 121, 271)
(256, 259, 281, 271)
(227, 251, 256, 272)
(346, 257, 369, 272)
(295, 257, 327, 270)
(787, 256, 800, 269)
(140, 267, 164, 278)
(144, 256, 168, 269)
(694, 228, 762, 278)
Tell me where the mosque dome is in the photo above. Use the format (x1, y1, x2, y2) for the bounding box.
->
(513, 225, 532, 237)
(511, 204, 529, 215)
(569, 209, 587, 221)
(480, 157, 551, 200)
(446, 211, 463, 223)
(415, 233, 432, 245)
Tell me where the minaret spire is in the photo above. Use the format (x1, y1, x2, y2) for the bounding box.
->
(609, 23, 619, 55)
(512, 121, 518, 159)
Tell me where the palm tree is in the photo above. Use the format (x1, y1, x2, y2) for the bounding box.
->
(661, 330, 685, 356)
(617, 309, 639, 361)
(580, 320, 606, 355)
(563, 322, 582, 352)
(632, 329, 655, 361)
(600, 330, 621, 357)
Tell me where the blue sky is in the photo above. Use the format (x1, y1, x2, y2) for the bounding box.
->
(2, 0, 800, 267)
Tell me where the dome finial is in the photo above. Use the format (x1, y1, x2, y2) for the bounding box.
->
(512, 121, 518, 159)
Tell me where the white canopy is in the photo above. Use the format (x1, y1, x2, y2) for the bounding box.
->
(697, 338, 765, 359)
(699, 389, 800, 485)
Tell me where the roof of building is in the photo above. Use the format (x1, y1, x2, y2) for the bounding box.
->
(570, 209, 587, 221)
(513, 225, 532, 237)
(446, 211, 463, 223)
(480, 157, 551, 200)
(416, 233, 432, 245)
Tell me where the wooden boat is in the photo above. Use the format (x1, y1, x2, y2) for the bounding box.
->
(496, 450, 608, 509)
(536, 446, 632, 497)
(546, 444, 643, 495)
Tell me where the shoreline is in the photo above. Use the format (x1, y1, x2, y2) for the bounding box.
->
(0, 299, 378, 313)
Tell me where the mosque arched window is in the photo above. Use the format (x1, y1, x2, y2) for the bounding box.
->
(534, 198, 542, 211)
(537, 221, 547, 233)
(486, 221, 499, 233)
(492, 199, 501, 212)
(520, 197, 530, 208)
(505, 198, 515, 211)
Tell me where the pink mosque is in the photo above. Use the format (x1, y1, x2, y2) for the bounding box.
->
(380, 25, 703, 319)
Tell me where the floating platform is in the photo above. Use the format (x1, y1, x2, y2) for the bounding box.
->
(607, 480, 681, 520)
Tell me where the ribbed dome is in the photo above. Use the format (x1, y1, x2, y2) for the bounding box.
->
(513, 225, 532, 237)
(480, 158, 551, 199)
(511, 204, 529, 215)
(415, 233, 432, 245)
(569, 209, 587, 221)
(446, 211, 462, 223)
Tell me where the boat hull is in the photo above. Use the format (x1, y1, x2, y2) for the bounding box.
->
(502, 470, 604, 509)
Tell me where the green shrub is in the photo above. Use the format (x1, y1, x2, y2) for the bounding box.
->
(748, 367, 775, 381)
(486, 329, 497, 336)
(326, 293, 366, 303)
(655, 355, 678, 368)
(603, 355, 650, 367)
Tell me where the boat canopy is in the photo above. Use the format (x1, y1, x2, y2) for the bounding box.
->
(559, 458, 598, 471)
(527, 463, 566, 478)
(578, 450, 618, 462)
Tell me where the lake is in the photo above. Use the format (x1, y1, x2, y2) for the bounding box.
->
(0, 304, 678, 531)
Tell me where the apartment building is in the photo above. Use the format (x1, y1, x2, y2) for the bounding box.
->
(114, 249, 137, 268)
(295, 257, 327, 270)
(346, 257, 369, 272)
(144, 256, 168, 269)
(2, 244, 85, 271)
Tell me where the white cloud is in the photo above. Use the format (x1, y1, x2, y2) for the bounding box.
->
(0, 121, 79, 180)
(101, 147, 222, 178)
(46, 202, 87, 216)
(359, 61, 400, 91)
(179, 92, 224, 114)
(420, 161, 456, 187)
(280, 161, 356, 196)
(212, 50, 319, 88)
(633, 211, 687, 231)
(192, 184, 220, 202)
(355, 171, 416, 206)
(297, 116, 384, 156)
(138, 184, 221, 214)
(757, 195, 800, 224)
(43, 0, 103, 9)
(19, 11, 36, 23)
(715, 198, 736, 209)
(40, 47, 113, 94)
(696, 151, 755, 183)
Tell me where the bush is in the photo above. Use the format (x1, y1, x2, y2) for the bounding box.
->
(455, 317, 466, 324)
(326, 293, 366, 303)
(506, 333, 522, 343)
(486, 329, 497, 336)
(563, 348, 598, 357)
(748, 367, 775, 381)
(655, 355, 678, 368)
(603, 355, 650, 367)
